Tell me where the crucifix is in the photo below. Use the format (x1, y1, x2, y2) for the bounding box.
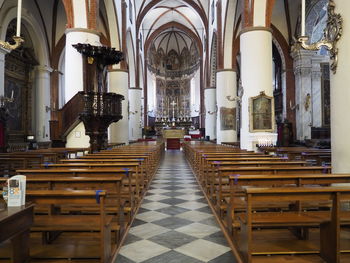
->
(170, 100, 177, 120)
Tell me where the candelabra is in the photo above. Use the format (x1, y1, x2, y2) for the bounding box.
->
(298, 0, 342, 74)
(0, 36, 24, 52)
(0, 95, 14, 108)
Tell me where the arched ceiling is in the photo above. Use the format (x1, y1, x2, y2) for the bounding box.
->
(136, 0, 208, 45)
(152, 29, 194, 55)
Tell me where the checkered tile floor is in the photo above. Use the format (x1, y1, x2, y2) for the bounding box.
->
(115, 150, 237, 263)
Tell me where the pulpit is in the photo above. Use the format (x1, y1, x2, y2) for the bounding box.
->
(73, 44, 124, 153)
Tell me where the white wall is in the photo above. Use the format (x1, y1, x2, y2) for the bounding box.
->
(66, 122, 90, 148)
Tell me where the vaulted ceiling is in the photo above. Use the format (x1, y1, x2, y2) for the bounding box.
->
(136, 0, 208, 49)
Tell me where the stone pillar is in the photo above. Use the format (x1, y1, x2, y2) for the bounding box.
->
(310, 57, 324, 128)
(64, 28, 100, 101)
(240, 29, 277, 151)
(129, 87, 142, 141)
(331, 0, 350, 173)
(34, 65, 52, 142)
(108, 70, 129, 145)
(216, 69, 237, 144)
(292, 49, 315, 140)
(204, 87, 217, 140)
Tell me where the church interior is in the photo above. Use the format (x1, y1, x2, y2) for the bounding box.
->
(0, 0, 349, 262)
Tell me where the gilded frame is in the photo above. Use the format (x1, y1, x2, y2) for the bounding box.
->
(249, 91, 275, 132)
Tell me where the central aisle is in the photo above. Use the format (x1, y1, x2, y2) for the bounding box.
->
(116, 150, 237, 263)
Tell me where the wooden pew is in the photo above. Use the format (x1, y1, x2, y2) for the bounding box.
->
(0, 158, 28, 176)
(226, 173, 350, 232)
(26, 189, 115, 263)
(213, 165, 331, 213)
(41, 162, 146, 202)
(237, 187, 350, 263)
(16, 168, 137, 217)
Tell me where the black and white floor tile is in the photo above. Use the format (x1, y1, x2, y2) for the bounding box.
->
(116, 150, 237, 263)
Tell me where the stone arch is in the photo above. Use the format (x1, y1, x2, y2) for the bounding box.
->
(209, 32, 217, 88)
(126, 30, 136, 87)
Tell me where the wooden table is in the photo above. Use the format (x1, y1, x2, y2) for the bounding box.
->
(0, 203, 34, 263)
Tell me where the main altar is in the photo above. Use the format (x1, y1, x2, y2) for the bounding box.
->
(162, 128, 185, 150)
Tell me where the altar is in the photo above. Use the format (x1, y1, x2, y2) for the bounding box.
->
(162, 129, 185, 150)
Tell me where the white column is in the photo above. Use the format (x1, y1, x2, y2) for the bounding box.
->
(240, 29, 277, 151)
(216, 70, 237, 144)
(34, 65, 52, 142)
(205, 88, 216, 140)
(0, 48, 9, 95)
(64, 28, 100, 102)
(311, 59, 323, 127)
(292, 49, 314, 140)
(108, 70, 129, 145)
(331, 0, 350, 173)
(129, 88, 142, 141)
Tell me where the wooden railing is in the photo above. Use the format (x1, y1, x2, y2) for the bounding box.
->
(50, 93, 84, 142)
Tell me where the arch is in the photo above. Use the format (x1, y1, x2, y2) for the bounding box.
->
(231, 15, 241, 70)
(144, 22, 203, 60)
(209, 32, 217, 88)
(103, 0, 121, 49)
(62, 0, 74, 28)
(137, 0, 208, 32)
(0, 7, 50, 66)
(126, 30, 136, 87)
(271, 24, 296, 135)
(50, 35, 66, 115)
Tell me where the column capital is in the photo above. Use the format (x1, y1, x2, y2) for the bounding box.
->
(204, 86, 216, 90)
(65, 28, 102, 37)
(35, 65, 53, 73)
(216, 68, 237, 73)
(0, 46, 11, 55)
(109, 69, 128, 73)
(239, 26, 273, 36)
(290, 47, 316, 61)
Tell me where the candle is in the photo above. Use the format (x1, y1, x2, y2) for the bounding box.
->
(16, 0, 22, 37)
(11, 90, 14, 99)
(301, 0, 305, 36)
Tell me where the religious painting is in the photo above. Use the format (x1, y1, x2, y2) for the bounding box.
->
(220, 107, 236, 131)
(249, 91, 275, 132)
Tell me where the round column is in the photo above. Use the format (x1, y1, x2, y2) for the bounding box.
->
(64, 28, 100, 101)
(205, 87, 217, 140)
(129, 88, 142, 141)
(108, 69, 129, 145)
(216, 69, 237, 144)
(240, 29, 277, 151)
(291, 49, 314, 140)
(331, 0, 350, 173)
(34, 65, 52, 142)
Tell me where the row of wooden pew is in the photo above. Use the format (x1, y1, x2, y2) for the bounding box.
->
(258, 146, 331, 166)
(0, 142, 164, 263)
(0, 147, 90, 177)
(184, 142, 350, 263)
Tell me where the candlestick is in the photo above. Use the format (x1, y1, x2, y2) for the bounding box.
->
(11, 90, 14, 99)
(16, 0, 22, 37)
(301, 0, 305, 36)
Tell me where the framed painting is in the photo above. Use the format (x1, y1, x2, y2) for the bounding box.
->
(249, 91, 275, 132)
(220, 107, 236, 131)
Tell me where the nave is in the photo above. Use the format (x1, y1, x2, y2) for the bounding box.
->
(116, 150, 236, 263)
